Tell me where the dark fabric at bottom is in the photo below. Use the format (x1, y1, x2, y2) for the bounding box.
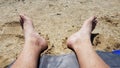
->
(8, 51, 120, 68)
(97, 51, 120, 68)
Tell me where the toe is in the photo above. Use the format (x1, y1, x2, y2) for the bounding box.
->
(19, 14, 31, 22)
(20, 16, 24, 29)
(19, 14, 34, 34)
(86, 16, 97, 22)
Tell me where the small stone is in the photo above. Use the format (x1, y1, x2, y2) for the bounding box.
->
(56, 13, 61, 15)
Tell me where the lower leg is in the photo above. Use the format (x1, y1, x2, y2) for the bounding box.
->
(67, 16, 109, 68)
(11, 14, 47, 68)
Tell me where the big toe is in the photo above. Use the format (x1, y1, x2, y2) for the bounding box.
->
(86, 16, 97, 22)
(82, 16, 97, 28)
(20, 14, 31, 21)
(19, 14, 34, 34)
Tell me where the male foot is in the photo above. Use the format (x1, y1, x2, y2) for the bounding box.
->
(67, 16, 97, 49)
(11, 14, 48, 68)
(20, 14, 48, 54)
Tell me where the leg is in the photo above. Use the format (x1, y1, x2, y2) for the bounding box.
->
(11, 14, 48, 68)
(67, 16, 109, 68)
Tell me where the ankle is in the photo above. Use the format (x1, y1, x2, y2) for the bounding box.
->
(72, 40, 92, 50)
(22, 44, 42, 55)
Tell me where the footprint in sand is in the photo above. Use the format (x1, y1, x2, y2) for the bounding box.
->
(1, 21, 21, 34)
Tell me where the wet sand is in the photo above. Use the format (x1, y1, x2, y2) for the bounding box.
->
(0, 0, 120, 67)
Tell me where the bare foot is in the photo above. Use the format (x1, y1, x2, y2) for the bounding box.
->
(20, 14, 48, 53)
(11, 14, 48, 68)
(67, 16, 97, 49)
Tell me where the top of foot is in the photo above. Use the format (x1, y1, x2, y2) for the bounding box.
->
(67, 16, 97, 49)
(20, 14, 48, 52)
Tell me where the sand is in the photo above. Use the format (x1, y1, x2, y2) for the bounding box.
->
(0, 0, 120, 67)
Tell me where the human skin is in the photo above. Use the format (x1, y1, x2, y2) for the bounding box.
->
(11, 14, 48, 68)
(11, 14, 109, 68)
(67, 16, 109, 68)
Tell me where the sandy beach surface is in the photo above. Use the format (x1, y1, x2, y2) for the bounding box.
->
(0, 0, 120, 67)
